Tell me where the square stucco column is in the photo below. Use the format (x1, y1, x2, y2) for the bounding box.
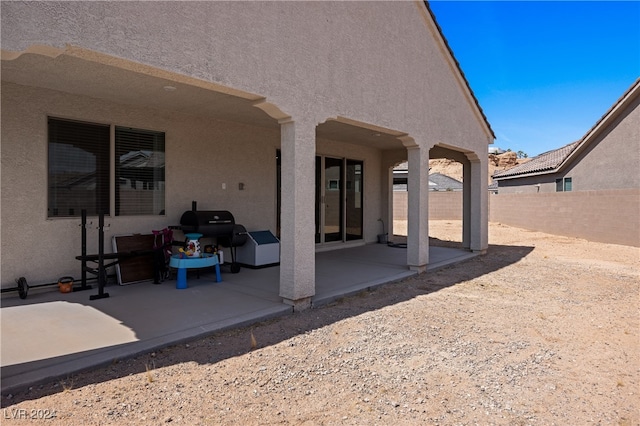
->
(381, 164, 394, 238)
(279, 119, 316, 310)
(462, 162, 471, 250)
(407, 145, 429, 272)
(469, 158, 488, 253)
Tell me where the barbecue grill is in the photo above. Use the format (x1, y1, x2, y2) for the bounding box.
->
(179, 203, 247, 273)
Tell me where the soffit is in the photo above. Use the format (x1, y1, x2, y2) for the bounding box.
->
(2, 50, 406, 150)
(317, 120, 406, 151)
(1, 51, 279, 130)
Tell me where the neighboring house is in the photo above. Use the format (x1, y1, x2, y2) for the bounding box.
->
(428, 173, 463, 192)
(393, 163, 463, 192)
(491, 79, 639, 247)
(493, 79, 639, 193)
(1, 1, 494, 308)
(492, 141, 579, 193)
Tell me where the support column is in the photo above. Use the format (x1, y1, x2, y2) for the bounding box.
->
(385, 166, 394, 238)
(406, 145, 430, 272)
(462, 161, 471, 249)
(379, 162, 394, 240)
(380, 150, 406, 243)
(469, 156, 488, 253)
(279, 118, 316, 310)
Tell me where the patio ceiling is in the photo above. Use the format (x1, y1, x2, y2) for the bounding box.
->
(317, 119, 406, 151)
(2, 48, 405, 151)
(1, 50, 278, 129)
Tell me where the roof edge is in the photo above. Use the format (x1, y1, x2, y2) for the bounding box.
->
(556, 78, 640, 172)
(420, 1, 496, 141)
(494, 78, 639, 181)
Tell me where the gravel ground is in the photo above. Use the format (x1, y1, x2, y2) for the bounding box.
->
(2, 221, 638, 425)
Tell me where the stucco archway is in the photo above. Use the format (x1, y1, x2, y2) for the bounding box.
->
(429, 143, 488, 253)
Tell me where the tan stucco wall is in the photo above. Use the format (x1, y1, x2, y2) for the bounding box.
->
(561, 95, 639, 191)
(0, 82, 266, 285)
(0, 82, 391, 287)
(1, 1, 490, 151)
(1, 2, 492, 289)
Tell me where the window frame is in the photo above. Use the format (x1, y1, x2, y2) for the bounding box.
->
(115, 126, 166, 216)
(555, 177, 573, 192)
(47, 117, 166, 218)
(47, 117, 111, 218)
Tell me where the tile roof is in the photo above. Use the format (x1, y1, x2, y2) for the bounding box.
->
(429, 172, 463, 190)
(493, 78, 639, 181)
(492, 141, 580, 179)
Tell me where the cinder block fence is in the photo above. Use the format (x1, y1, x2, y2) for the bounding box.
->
(393, 189, 640, 247)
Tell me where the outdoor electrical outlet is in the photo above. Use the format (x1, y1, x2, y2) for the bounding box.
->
(222, 183, 226, 190)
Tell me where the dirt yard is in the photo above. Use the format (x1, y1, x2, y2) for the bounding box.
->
(2, 221, 638, 425)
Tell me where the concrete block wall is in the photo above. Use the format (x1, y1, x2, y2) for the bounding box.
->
(393, 189, 640, 247)
(393, 191, 408, 220)
(488, 189, 640, 247)
(428, 191, 464, 220)
(393, 191, 463, 221)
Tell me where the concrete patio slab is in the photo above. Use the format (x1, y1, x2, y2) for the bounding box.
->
(1, 243, 476, 394)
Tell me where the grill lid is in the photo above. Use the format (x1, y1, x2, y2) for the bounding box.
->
(180, 210, 235, 227)
(180, 210, 236, 237)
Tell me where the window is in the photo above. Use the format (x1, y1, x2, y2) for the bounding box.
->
(115, 126, 165, 216)
(564, 177, 572, 192)
(555, 177, 572, 192)
(48, 118, 110, 217)
(48, 117, 165, 217)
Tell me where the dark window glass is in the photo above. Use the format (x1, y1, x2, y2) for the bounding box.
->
(48, 118, 110, 217)
(555, 178, 563, 192)
(115, 127, 165, 216)
(564, 177, 572, 192)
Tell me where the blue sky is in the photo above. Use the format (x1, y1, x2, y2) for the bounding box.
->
(428, 1, 640, 157)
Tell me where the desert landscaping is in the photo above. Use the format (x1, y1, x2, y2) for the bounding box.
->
(1, 220, 638, 425)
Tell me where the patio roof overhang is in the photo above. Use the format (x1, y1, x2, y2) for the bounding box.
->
(1, 45, 406, 151)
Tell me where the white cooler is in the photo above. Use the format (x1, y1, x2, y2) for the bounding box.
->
(235, 230, 280, 267)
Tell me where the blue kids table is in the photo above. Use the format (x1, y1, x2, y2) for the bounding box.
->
(169, 253, 221, 289)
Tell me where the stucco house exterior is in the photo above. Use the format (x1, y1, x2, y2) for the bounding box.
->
(491, 79, 639, 247)
(1, 1, 493, 308)
(493, 79, 639, 193)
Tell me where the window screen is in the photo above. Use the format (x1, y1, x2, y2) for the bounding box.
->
(115, 126, 165, 216)
(48, 118, 110, 217)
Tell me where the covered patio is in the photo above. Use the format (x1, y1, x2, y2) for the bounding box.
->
(1, 243, 476, 393)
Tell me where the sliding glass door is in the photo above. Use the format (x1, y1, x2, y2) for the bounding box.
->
(315, 156, 363, 244)
(323, 157, 344, 242)
(278, 151, 364, 245)
(345, 159, 363, 241)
